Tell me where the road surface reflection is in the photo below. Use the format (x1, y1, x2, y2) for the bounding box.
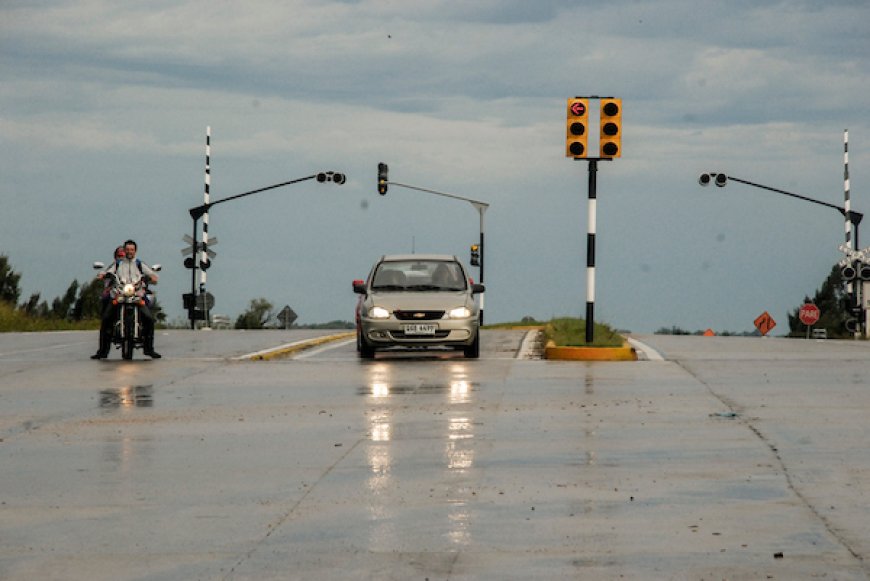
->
(362, 362, 477, 548)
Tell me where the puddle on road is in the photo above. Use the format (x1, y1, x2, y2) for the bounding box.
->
(99, 385, 154, 409)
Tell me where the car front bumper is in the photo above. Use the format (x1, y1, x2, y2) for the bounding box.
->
(361, 317, 478, 347)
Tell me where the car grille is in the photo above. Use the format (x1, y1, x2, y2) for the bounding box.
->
(394, 310, 445, 321)
(391, 330, 451, 339)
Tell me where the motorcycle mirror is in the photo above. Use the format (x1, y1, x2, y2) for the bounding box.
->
(93, 262, 105, 270)
(152, 264, 162, 272)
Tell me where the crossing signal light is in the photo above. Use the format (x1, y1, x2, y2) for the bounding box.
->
(377, 163, 389, 195)
(565, 98, 589, 158)
(599, 98, 622, 158)
(470, 244, 480, 267)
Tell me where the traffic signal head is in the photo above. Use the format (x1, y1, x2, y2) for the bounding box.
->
(698, 173, 727, 187)
(317, 171, 346, 184)
(565, 98, 589, 158)
(470, 244, 480, 266)
(377, 163, 389, 195)
(599, 98, 622, 158)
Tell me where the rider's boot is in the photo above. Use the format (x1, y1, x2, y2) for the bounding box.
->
(143, 335, 162, 359)
(91, 331, 111, 359)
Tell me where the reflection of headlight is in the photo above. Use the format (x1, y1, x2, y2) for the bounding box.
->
(448, 306, 472, 319)
(123, 283, 136, 297)
(369, 306, 390, 319)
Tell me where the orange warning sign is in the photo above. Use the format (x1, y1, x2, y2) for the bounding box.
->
(754, 311, 776, 336)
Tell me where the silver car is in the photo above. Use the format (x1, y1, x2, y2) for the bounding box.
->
(353, 254, 485, 359)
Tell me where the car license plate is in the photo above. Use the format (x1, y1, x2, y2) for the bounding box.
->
(403, 324, 437, 335)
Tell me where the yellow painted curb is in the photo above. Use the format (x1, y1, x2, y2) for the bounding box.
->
(249, 332, 355, 361)
(544, 341, 637, 361)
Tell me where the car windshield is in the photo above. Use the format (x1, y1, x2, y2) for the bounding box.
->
(371, 260, 467, 291)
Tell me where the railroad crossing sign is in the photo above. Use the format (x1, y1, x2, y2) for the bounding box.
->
(754, 311, 776, 336)
(181, 235, 218, 258)
(837, 243, 869, 267)
(799, 303, 821, 326)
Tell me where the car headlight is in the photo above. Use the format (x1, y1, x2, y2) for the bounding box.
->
(447, 306, 472, 319)
(368, 306, 391, 319)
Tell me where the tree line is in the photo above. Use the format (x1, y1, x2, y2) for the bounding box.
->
(0, 254, 165, 327)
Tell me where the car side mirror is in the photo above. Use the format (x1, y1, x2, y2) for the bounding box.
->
(353, 280, 367, 294)
(471, 283, 485, 294)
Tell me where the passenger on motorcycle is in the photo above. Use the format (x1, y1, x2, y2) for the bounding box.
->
(91, 239, 161, 359)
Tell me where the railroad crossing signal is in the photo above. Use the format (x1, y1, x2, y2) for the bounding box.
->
(838, 243, 870, 281)
(565, 98, 589, 158)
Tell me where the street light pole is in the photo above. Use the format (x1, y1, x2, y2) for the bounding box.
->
(186, 172, 345, 329)
(385, 180, 490, 324)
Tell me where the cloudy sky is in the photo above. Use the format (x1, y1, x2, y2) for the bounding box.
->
(2, 0, 870, 333)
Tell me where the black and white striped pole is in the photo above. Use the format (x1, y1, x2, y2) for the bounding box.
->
(585, 160, 598, 343)
(200, 126, 211, 325)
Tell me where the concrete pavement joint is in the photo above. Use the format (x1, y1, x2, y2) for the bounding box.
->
(675, 360, 867, 570)
(223, 437, 365, 579)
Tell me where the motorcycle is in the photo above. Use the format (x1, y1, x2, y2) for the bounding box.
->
(93, 262, 161, 360)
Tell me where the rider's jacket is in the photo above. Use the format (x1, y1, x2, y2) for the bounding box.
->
(105, 258, 157, 284)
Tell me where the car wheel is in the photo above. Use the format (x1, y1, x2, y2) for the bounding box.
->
(463, 332, 480, 359)
(359, 334, 375, 359)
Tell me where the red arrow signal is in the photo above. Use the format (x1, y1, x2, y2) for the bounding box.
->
(570, 101, 586, 116)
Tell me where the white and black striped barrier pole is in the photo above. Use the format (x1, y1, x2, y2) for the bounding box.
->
(201, 126, 211, 325)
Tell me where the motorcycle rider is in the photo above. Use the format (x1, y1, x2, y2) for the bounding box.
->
(91, 239, 161, 359)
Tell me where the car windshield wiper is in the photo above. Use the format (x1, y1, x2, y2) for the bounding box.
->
(406, 284, 451, 291)
(372, 284, 406, 291)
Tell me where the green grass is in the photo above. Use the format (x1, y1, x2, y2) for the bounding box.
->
(0, 302, 99, 332)
(486, 316, 624, 347)
(544, 317, 624, 347)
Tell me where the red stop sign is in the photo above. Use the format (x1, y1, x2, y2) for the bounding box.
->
(799, 303, 820, 326)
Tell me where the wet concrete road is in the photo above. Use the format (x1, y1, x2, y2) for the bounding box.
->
(1, 331, 868, 580)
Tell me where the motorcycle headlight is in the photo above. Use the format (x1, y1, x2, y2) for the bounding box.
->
(123, 283, 136, 297)
(447, 306, 472, 319)
(368, 306, 391, 319)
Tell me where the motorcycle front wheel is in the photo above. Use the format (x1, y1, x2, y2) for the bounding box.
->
(121, 307, 135, 360)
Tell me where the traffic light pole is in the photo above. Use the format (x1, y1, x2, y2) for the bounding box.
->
(585, 160, 598, 344)
(186, 173, 343, 328)
(700, 172, 865, 336)
(386, 181, 490, 324)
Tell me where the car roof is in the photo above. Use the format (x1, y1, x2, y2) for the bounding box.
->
(379, 254, 458, 262)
